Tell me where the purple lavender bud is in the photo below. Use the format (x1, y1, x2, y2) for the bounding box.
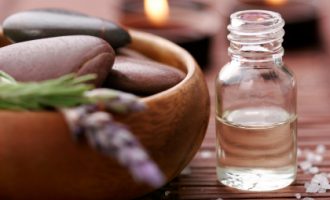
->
(117, 147, 149, 165)
(61, 100, 164, 188)
(110, 125, 137, 148)
(83, 112, 112, 129)
(61, 104, 100, 140)
(131, 161, 165, 188)
(84, 88, 146, 114)
(61, 107, 88, 140)
(105, 97, 146, 114)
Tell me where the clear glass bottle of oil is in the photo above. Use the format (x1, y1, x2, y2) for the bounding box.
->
(215, 10, 297, 191)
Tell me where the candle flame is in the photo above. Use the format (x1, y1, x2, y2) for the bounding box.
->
(144, 0, 169, 26)
(265, 0, 288, 6)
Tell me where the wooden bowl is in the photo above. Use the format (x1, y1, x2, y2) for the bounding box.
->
(0, 30, 210, 199)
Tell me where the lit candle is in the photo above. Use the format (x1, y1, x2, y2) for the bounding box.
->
(264, 0, 288, 7)
(144, 0, 169, 26)
(120, 0, 220, 68)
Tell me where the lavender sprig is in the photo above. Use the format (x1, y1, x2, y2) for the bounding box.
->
(62, 91, 165, 188)
(83, 112, 165, 187)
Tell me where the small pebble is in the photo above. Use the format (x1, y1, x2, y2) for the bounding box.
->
(3, 9, 131, 48)
(117, 48, 151, 61)
(0, 36, 114, 86)
(104, 56, 185, 96)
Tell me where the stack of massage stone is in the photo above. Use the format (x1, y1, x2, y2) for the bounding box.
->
(0, 9, 185, 96)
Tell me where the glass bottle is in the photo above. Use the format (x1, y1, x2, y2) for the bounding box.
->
(215, 10, 297, 191)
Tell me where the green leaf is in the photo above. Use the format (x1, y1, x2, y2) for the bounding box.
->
(0, 72, 96, 110)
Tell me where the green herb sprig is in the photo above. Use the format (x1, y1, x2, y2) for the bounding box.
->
(0, 72, 95, 110)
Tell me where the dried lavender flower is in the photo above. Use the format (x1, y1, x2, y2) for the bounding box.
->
(130, 161, 165, 188)
(84, 88, 145, 114)
(62, 106, 165, 188)
(83, 111, 165, 187)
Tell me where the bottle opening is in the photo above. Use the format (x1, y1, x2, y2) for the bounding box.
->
(227, 10, 285, 60)
(229, 10, 284, 35)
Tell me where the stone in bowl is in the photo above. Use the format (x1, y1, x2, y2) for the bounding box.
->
(0, 30, 210, 199)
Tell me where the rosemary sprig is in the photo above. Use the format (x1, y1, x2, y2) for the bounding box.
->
(0, 73, 95, 110)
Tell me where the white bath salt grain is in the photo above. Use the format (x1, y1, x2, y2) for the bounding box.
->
(311, 173, 329, 186)
(302, 198, 314, 200)
(316, 144, 326, 154)
(306, 151, 323, 163)
(308, 166, 319, 174)
(299, 160, 312, 171)
(164, 191, 171, 196)
(200, 150, 212, 159)
(305, 182, 319, 193)
(305, 173, 330, 193)
(318, 188, 327, 193)
(180, 166, 192, 176)
(313, 154, 323, 163)
(295, 193, 301, 199)
(297, 148, 302, 157)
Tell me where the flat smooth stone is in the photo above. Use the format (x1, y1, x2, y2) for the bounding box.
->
(0, 35, 115, 86)
(117, 47, 152, 61)
(104, 56, 185, 96)
(3, 9, 131, 49)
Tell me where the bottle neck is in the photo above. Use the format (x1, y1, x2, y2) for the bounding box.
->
(227, 10, 285, 63)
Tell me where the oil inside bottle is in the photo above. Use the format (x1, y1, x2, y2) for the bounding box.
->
(216, 106, 297, 191)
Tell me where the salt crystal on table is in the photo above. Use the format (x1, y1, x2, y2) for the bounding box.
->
(311, 173, 329, 185)
(299, 160, 312, 171)
(308, 166, 319, 174)
(316, 144, 326, 154)
(318, 188, 327, 193)
(164, 191, 171, 196)
(180, 166, 192, 176)
(297, 148, 302, 157)
(306, 182, 319, 193)
(305, 173, 330, 193)
(200, 150, 212, 159)
(313, 154, 323, 163)
(306, 151, 315, 162)
(295, 193, 301, 199)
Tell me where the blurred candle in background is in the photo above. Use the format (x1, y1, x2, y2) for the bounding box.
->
(121, 0, 221, 68)
(144, 0, 169, 26)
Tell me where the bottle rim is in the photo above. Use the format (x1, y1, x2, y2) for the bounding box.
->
(228, 10, 284, 35)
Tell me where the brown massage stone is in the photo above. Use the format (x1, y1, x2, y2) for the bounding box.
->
(0, 35, 115, 86)
(104, 56, 186, 96)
